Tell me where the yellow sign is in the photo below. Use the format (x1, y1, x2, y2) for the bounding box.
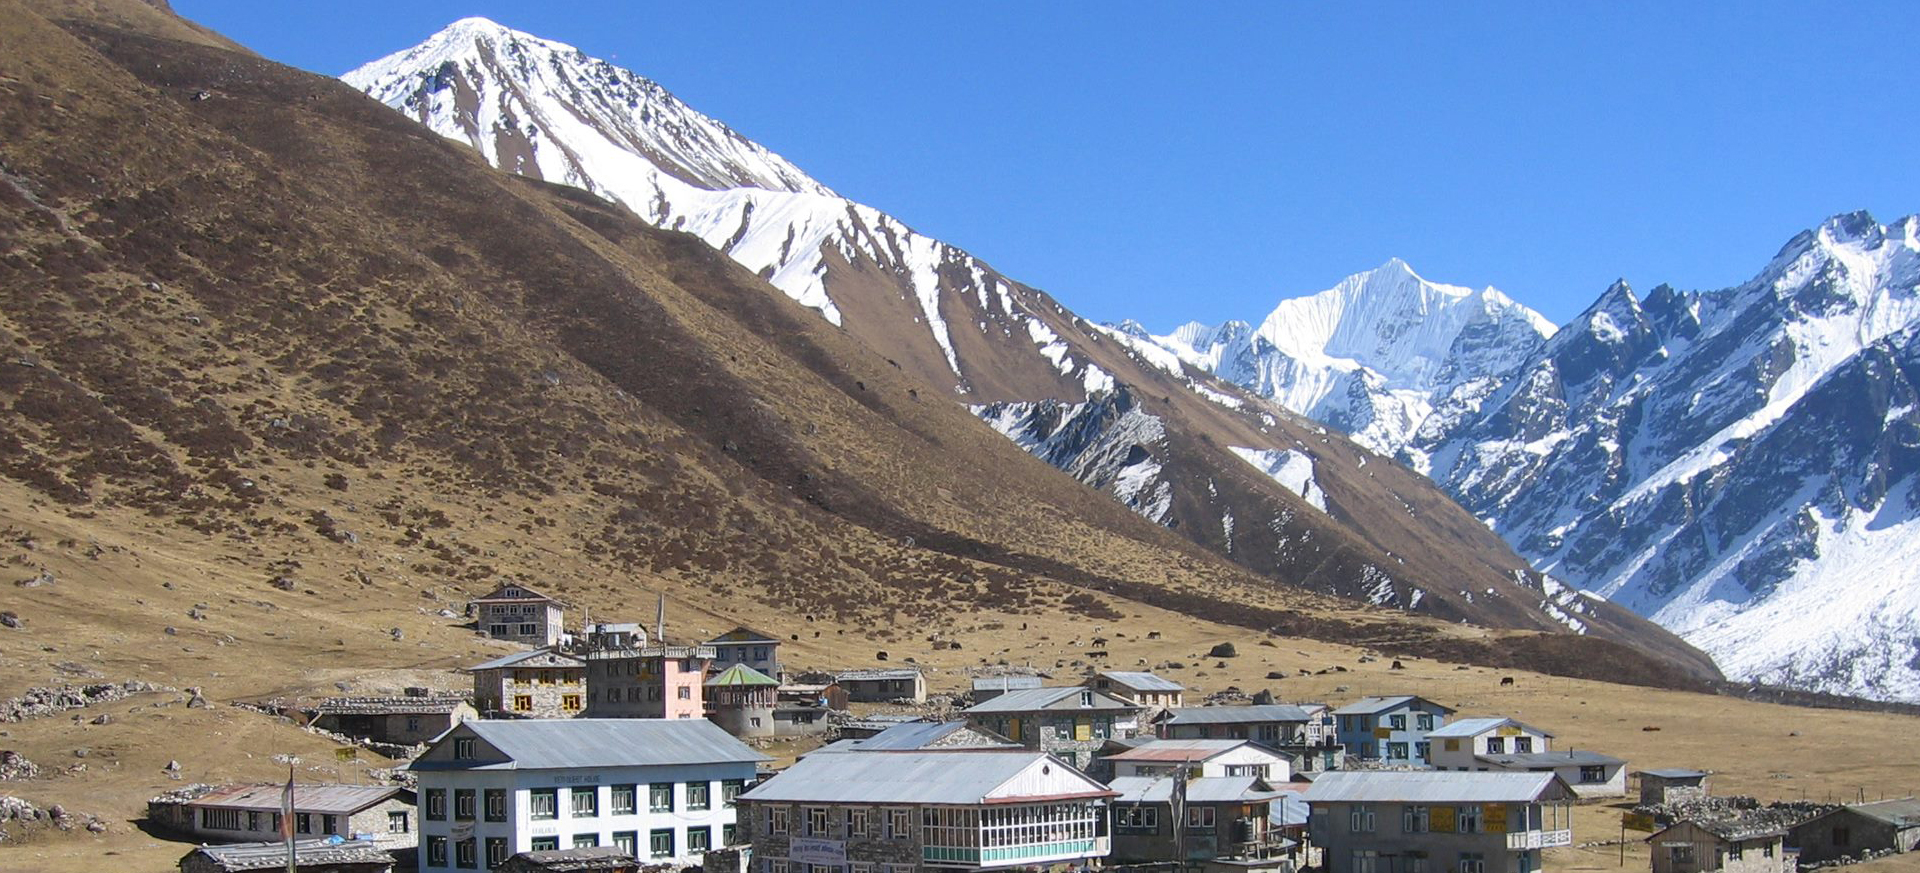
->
(1374, 727, 1393, 739)
(1496, 725, 1523, 737)
(1623, 812, 1659, 833)
(334, 747, 359, 761)
(1484, 804, 1508, 833)
(1431, 807, 1457, 833)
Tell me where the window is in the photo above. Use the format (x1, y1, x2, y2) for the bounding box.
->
(513, 695, 533, 712)
(454, 789, 475, 822)
(455, 837, 476, 869)
(425, 788, 446, 821)
(613, 831, 638, 855)
(563, 694, 583, 712)
(769, 860, 790, 873)
(199, 808, 245, 830)
(488, 624, 509, 637)
(1080, 690, 1094, 707)
(1833, 826, 1851, 847)
(1352, 850, 1379, 873)
(650, 783, 674, 813)
(847, 808, 869, 837)
(408, 716, 422, 733)
(1457, 805, 1482, 833)
(688, 782, 711, 811)
(1403, 805, 1429, 833)
(1764, 842, 1775, 858)
(1388, 714, 1406, 730)
(1580, 765, 1607, 783)
(484, 789, 506, 822)
(807, 806, 830, 836)
(296, 813, 313, 835)
(1730, 842, 1744, 861)
(322, 814, 339, 836)
(689, 825, 712, 852)
(888, 808, 911, 838)
(1486, 737, 1506, 754)
(1349, 805, 1375, 833)
(722, 779, 745, 807)
(1116, 806, 1159, 830)
(769, 806, 788, 835)
(426, 835, 448, 866)
(678, 686, 693, 700)
(453, 737, 474, 759)
(650, 828, 675, 859)
(1187, 806, 1216, 829)
(574, 833, 600, 849)
(388, 810, 409, 833)
(531, 836, 560, 852)
(572, 786, 598, 817)
(486, 837, 508, 867)
(1514, 736, 1534, 753)
(529, 788, 558, 821)
(1459, 853, 1485, 873)
(610, 784, 637, 815)
(1388, 742, 1409, 760)
(1415, 741, 1430, 761)
(1416, 713, 1434, 731)
(518, 623, 538, 636)
(723, 823, 737, 845)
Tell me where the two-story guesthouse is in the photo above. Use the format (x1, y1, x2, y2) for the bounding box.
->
(471, 584, 565, 647)
(410, 719, 765, 871)
(1086, 672, 1185, 712)
(583, 645, 713, 719)
(470, 650, 588, 719)
(1304, 771, 1575, 873)
(737, 749, 1114, 873)
(704, 628, 782, 681)
(963, 687, 1145, 769)
(1331, 696, 1454, 766)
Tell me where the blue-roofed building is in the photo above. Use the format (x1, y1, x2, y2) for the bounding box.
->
(1331, 695, 1455, 767)
(410, 718, 767, 872)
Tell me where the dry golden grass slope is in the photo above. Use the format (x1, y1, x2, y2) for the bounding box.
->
(0, 1, 1909, 870)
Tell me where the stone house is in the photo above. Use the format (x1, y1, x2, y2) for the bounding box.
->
(737, 749, 1114, 872)
(835, 669, 927, 704)
(411, 718, 765, 871)
(1086, 671, 1185, 711)
(704, 627, 782, 680)
(310, 692, 476, 747)
(496, 846, 640, 872)
(963, 686, 1145, 770)
(471, 583, 565, 647)
(1331, 695, 1455, 766)
(470, 649, 588, 719)
(583, 645, 713, 719)
(1647, 819, 1793, 873)
(177, 839, 396, 873)
(1303, 770, 1576, 873)
(149, 783, 414, 850)
(1638, 769, 1712, 806)
(1787, 798, 1920, 865)
(1428, 717, 1628, 798)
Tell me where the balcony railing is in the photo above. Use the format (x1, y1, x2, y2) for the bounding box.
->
(924, 837, 1108, 867)
(1505, 829, 1573, 850)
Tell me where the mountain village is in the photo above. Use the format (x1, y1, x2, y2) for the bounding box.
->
(132, 586, 1917, 873)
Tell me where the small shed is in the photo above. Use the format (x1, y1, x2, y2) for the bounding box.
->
(497, 846, 639, 873)
(1788, 797, 1920, 865)
(834, 668, 926, 703)
(1647, 819, 1790, 873)
(1638, 768, 1712, 806)
(178, 839, 395, 873)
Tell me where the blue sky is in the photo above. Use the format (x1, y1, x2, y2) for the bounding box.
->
(177, 1, 1917, 329)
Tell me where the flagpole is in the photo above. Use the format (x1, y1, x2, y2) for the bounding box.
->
(284, 760, 297, 873)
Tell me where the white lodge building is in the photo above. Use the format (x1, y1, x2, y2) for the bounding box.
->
(410, 719, 766, 871)
(737, 749, 1115, 872)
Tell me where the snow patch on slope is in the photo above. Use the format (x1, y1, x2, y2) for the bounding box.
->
(1228, 447, 1327, 513)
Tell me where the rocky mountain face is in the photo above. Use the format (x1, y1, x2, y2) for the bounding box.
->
(1150, 214, 1920, 702)
(334, 19, 1718, 674)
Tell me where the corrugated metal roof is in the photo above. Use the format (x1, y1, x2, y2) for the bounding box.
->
(1426, 717, 1553, 739)
(740, 750, 1110, 805)
(1301, 771, 1565, 803)
(705, 663, 778, 688)
(971, 675, 1045, 691)
(1329, 695, 1454, 716)
(1105, 739, 1256, 762)
(1269, 790, 1310, 828)
(186, 839, 395, 871)
(853, 720, 1015, 751)
(835, 669, 922, 682)
(187, 784, 405, 814)
(468, 650, 584, 672)
(1842, 798, 1920, 827)
(963, 687, 1140, 714)
(1109, 775, 1281, 804)
(1097, 671, 1184, 692)
(414, 719, 768, 771)
(313, 695, 469, 716)
(706, 627, 779, 644)
(1638, 768, 1709, 779)
(1160, 704, 1311, 725)
(1478, 750, 1623, 768)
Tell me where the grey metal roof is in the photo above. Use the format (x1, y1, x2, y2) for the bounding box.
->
(1637, 768, 1709, 779)
(1160, 704, 1311, 725)
(1839, 798, 1920, 827)
(1477, 750, 1623, 768)
(469, 650, 585, 672)
(852, 720, 1015, 751)
(414, 719, 768, 771)
(185, 839, 394, 871)
(186, 783, 407, 814)
(1426, 717, 1553, 739)
(1268, 790, 1310, 828)
(1330, 695, 1455, 716)
(835, 669, 923, 682)
(706, 627, 779, 645)
(1105, 739, 1260, 763)
(963, 686, 1141, 714)
(738, 750, 1111, 804)
(971, 675, 1045, 691)
(1301, 770, 1566, 803)
(1096, 671, 1184, 692)
(1109, 775, 1282, 804)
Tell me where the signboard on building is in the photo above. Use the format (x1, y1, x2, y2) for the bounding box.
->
(1431, 807, 1457, 833)
(789, 839, 847, 866)
(1484, 804, 1508, 833)
(1623, 812, 1658, 832)
(1496, 725, 1523, 737)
